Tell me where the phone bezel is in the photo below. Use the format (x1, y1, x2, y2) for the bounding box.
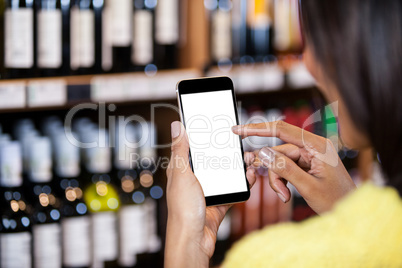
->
(176, 76, 250, 206)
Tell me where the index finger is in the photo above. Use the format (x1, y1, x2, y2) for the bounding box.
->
(232, 120, 324, 150)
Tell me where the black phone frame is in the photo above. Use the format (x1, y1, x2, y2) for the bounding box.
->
(176, 76, 250, 206)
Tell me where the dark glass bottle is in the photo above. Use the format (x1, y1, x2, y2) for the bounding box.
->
(53, 131, 91, 268)
(27, 137, 63, 268)
(136, 121, 163, 267)
(246, 0, 272, 60)
(0, 0, 6, 79)
(4, 0, 35, 78)
(100, 0, 112, 72)
(110, 0, 133, 73)
(131, 0, 155, 71)
(36, 0, 64, 77)
(0, 142, 33, 268)
(70, 0, 95, 74)
(208, 0, 232, 65)
(113, 122, 144, 267)
(61, 0, 71, 76)
(154, 0, 179, 69)
(82, 128, 120, 268)
(231, 0, 247, 63)
(93, 0, 104, 74)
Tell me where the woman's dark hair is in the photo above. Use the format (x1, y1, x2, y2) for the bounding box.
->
(300, 1, 402, 194)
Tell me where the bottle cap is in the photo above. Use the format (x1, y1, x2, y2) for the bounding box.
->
(13, 119, 35, 141)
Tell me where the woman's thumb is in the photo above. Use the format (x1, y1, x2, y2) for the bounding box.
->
(170, 121, 190, 171)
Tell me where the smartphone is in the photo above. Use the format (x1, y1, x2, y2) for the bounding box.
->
(176, 76, 250, 206)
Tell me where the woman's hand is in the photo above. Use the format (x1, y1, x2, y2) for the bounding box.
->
(165, 121, 256, 268)
(232, 120, 356, 215)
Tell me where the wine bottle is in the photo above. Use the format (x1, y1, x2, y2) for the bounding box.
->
(100, 0, 112, 72)
(273, 0, 291, 53)
(246, 0, 272, 60)
(154, 0, 179, 69)
(0, 142, 33, 268)
(209, 0, 232, 64)
(113, 121, 146, 267)
(137, 122, 162, 267)
(231, 0, 247, 62)
(4, 0, 35, 78)
(36, 0, 63, 77)
(110, 0, 133, 73)
(70, 0, 95, 74)
(93, 0, 104, 74)
(82, 128, 120, 268)
(132, 0, 155, 71)
(53, 130, 91, 268)
(61, 0, 71, 76)
(0, 0, 6, 78)
(27, 136, 62, 268)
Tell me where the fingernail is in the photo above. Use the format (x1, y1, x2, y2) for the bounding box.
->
(244, 152, 255, 166)
(258, 147, 276, 165)
(277, 193, 287, 203)
(231, 125, 241, 133)
(171, 121, 181, 139)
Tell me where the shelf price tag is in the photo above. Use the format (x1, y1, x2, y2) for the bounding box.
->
(236, 65, 261, 93)
(287, 63, 316, 89)
(28, 79, 67, 107)
(123, 73, 151, 101)
(91, 76, 125, 102)
(261, 64, 285, 92)
(0, 82, 26, 109)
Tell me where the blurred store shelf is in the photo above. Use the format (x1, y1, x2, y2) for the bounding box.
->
(0, 61, 316, 113)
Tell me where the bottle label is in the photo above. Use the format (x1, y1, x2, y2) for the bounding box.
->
(144, 198, 161, 253)
(102, 7, 113, 71)
(155, 0, 179, 44)
(55, 140, 80, 178)
(33, 223, 62, 268)
(86, 147, 111, 174)
(0, 232, 32, 268)
(0, 82, 26, 109)
(0, 147, 23, 187)
(29, 154, 52, 183)
(4, 8, 34, 68)
(211, 10, 232, 61)
(70, 7, 80, 70)
(70, 8, 95, 69)
(37, 10, 62, 68)
(92, 212, 118, 268)
(132, 10, 153, 65)
(274, 0, 291, 51)
(114, 124, 139, 170)
(118, 204, 148, 267)
(62, 216, 91, 267)
(111, 0, 133, 46)
(79, 10, 95, 68)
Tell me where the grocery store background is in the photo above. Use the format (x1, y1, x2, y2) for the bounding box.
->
(0, 0, 378, 267)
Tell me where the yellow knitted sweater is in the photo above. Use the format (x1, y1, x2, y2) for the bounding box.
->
(222, 183, 402, 268)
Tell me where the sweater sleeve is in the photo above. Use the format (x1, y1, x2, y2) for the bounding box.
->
(221, 184, 402, 268)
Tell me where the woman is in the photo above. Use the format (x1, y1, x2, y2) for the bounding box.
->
(165, 1, 402, 267)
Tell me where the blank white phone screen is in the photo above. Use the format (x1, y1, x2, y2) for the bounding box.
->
(180, 90, 248, 197)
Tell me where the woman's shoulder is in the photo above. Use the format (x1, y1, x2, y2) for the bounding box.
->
(222, 183, 402, 268)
